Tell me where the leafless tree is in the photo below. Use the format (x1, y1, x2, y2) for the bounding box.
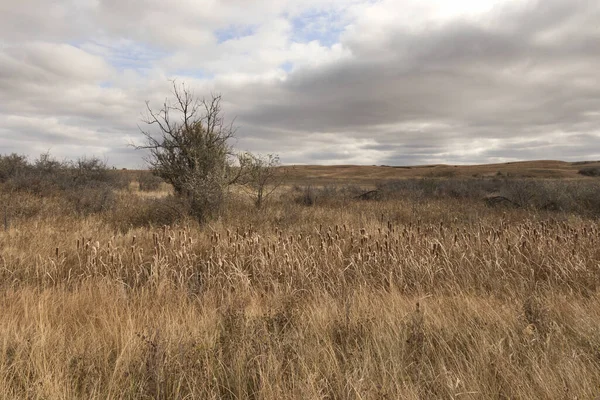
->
(136, 80, 243, 221)
(239, 153, 284, 209)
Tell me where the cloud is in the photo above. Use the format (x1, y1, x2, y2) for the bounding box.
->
(0, 0, 599, 167)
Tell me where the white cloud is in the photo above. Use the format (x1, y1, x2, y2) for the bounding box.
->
(0, 0, 599, 167)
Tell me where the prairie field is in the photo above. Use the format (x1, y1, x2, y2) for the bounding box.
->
(1, 163, 600, 399)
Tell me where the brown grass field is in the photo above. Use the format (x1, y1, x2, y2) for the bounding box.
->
(1, 161, 600, 399)
(282, 160, 600, 185)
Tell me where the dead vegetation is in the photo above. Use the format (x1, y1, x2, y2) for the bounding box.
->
(1, 166, 600, 399)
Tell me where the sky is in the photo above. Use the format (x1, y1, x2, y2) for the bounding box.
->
(0, 0, 599, 168)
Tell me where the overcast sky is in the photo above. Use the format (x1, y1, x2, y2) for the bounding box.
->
(1, 0, 599, 167)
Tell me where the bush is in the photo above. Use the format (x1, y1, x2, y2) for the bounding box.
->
(578, 167, 600, 177)
(373, 178, 600, 217)
(70, 157, 110, 186)
(0, 152, 129, 217)
(3, 153, 128, 193)
(137, 82, 242, 223)
(0, 153, 29, 182)
(138, 172, 164, 191)
(291, 185, 372, 206)
(294, 185, 317, 206)
(106, 195, 190, 231)
(377, 178, 501, 201)
(64, 184, 117, 215)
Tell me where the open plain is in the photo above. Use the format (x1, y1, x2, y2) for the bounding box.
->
(1, 161, 600, 399)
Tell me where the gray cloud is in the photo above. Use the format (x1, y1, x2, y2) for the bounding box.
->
(228, 0, 600, 164)
(0, 0, 599, 167)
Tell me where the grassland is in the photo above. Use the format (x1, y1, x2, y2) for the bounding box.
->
(283, 160, 600, 185)
(1, 161, 600, 399)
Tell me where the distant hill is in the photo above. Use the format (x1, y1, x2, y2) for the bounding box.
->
(279, 160, 600, 185)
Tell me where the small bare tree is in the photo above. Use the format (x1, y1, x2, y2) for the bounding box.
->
(239, 153, 283, 209)
(136, 81, 243, 221)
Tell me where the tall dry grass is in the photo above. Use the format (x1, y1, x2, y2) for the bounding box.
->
(1, 183, 600, 399)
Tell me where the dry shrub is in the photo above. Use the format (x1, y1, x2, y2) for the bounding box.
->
(138, 171, 164, 191)
(293, 185, 317, 206)
(0, 153, 29, 182)
(106, 194, 190, 231)
(376, 177, 600, 217)
(2, 153, 129, 194)
(578, 166, 600, 177)
(65, 184, 117, 215)
(292, 184, 369, 207)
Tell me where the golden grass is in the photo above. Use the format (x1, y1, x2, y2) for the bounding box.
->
(1, 186, 600, 399)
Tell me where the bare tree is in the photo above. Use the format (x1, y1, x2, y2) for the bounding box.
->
(239, 153, 284, 209)
(136, 81, 243, 221)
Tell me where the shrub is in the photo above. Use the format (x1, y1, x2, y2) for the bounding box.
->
(578, 167, 600, 177)
(1, 152, 128, 216)
(64, 184, 117, 215)
(294, 185, 317, 206)
(70, 157, 110, 186)
(136, 81, 243, 223)
(238, 153, 283, 209)
(106, 195, 190, 231)
(138, 172, 164, 191)
(0, 153, 29, 182)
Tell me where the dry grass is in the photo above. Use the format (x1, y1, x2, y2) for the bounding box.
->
(282, 160, 600, 185)
(1, 176, 600, 399)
